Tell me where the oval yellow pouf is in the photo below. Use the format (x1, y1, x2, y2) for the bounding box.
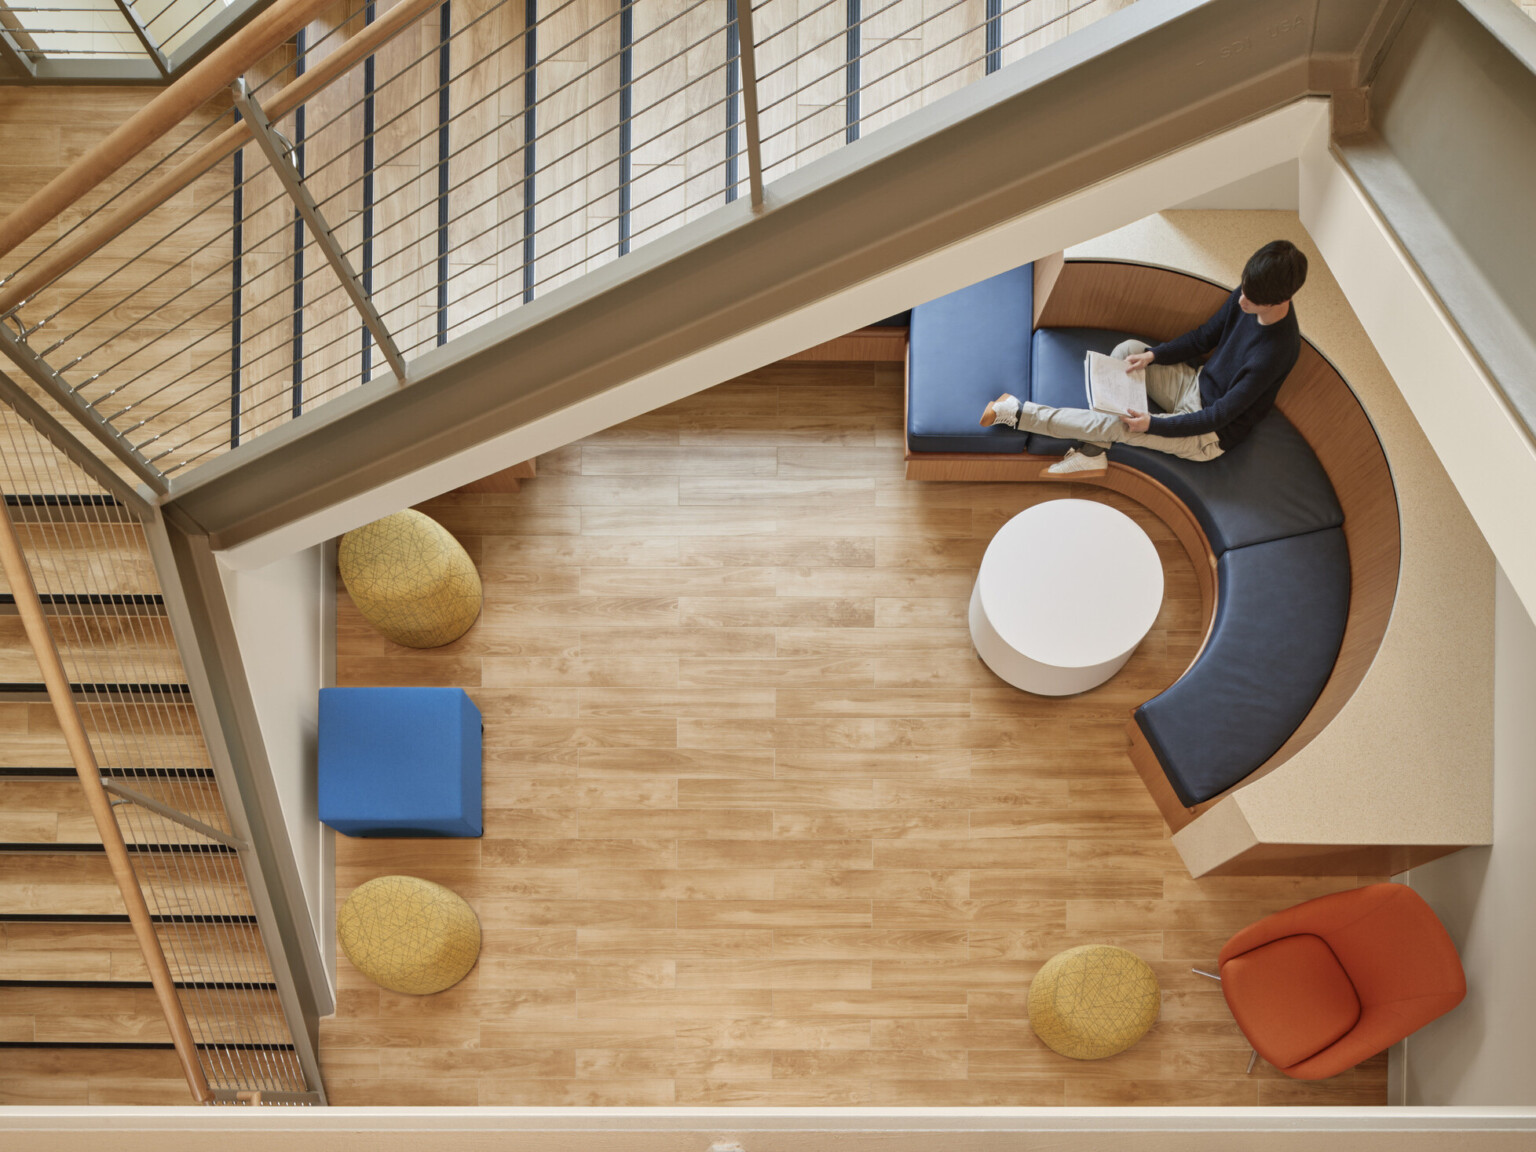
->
(338, 510, 482, 648)
(338, 875, 481, 995)
(1028, 944, 1160, 1060)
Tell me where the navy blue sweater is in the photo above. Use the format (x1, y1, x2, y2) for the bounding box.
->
(1146, 289, 1300, 450)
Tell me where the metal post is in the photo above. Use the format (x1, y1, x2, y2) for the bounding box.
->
(734, 0, 765, 211)
(230, 78, 409, 385)
(0, 320, 169, 493)
(102, 778, 250, 850)
(0, 22, 36, 79)
(111, 0, 172, 76)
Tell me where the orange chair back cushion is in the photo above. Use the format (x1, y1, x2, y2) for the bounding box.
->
(1222, 933, 1361, 1069)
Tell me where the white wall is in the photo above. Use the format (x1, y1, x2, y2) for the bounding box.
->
(1298, 117, 1536, 622)
(1403, 565, 1536, 1104)
(217, 544, 337, 991)
(1173, 159, 1299, 209)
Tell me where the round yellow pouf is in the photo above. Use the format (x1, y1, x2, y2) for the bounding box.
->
(338, 875, 481, 995)
(1028, 944, 1160, 1059)
(338, 510, 482, 648)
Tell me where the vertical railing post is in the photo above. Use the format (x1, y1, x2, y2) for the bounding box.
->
(734, 0, 765, 210)
(0, 491, 213, 1106)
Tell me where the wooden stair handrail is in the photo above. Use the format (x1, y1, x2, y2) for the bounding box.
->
(0, 0, 353, 268)
(0, 490, 213, 1105)
(0, 0, 442, 318)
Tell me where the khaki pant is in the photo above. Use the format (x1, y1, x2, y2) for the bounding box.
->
(1014, 339, 1224, 463)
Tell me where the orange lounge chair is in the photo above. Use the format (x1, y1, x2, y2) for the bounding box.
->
(1203, 883, 1465, 1080)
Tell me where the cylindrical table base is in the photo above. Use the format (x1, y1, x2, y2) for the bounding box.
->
(969, 582, 1135, 697)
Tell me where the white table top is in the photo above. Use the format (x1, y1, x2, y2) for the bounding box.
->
(976, 499, 1164, 669)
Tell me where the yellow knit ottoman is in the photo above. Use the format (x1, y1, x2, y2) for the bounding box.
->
(1028, 944, 1160, 1059)
(338, 875, 481, 995)
(338, 510, 482, 648)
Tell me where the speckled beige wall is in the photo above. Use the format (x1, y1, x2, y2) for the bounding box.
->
(1069, 211, 1494, 871)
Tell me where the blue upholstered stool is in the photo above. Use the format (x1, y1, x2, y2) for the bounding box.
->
(318, 687, 483, 837)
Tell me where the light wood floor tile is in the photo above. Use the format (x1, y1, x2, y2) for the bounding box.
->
(328, 359, 1387, 1107)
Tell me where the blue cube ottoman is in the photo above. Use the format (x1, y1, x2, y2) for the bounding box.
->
(318, 687, 483, 837)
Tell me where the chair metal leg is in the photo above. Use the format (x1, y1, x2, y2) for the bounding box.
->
(1191, 967, 1221, 982)
(1247, 1048, 1258, 1074)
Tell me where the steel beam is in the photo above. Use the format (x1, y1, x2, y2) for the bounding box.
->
(0, 320, 168, 493)
(0, 25, 36, 80)
(0, 366, 154, 517)
(231, 78, 409, 385)
(735, 0, 764, 210)
(103, 777, 248, 849)
(111, 0, 171, 77)
(142, 508, 331, 1102)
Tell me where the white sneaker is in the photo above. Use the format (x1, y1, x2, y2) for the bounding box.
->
(1046, 448, 1108, 476)
(980, 394, 1021, 428)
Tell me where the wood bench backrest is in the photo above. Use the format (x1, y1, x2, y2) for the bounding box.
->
(1038, 259, 1401, 787)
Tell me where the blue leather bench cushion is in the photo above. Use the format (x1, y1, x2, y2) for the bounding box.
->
(1029, 325, 1345, 553)
(1111, 413, 1344, 554)
(907, 264, 1034, 454)
(1028, 327, 1156, 456)
(1135, 528, 1351, 807)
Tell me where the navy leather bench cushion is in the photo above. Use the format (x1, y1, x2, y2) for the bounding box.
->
(907, 264, 1034, 454)
(1112, 415, 1344, 554)
(1029, 327, 1154, 456)
(1030, 326, 1346, 554)
(1135, 528, 1352, 807)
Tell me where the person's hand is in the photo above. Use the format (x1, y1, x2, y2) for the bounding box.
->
(1122, 409, 1151, 433)
(1124, 351, 1155, 372)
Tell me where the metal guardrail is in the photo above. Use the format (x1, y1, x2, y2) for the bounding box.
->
(0, 0, 1129, 483)
(0, 396, 322, 1102)
(0, 0, 280, 80)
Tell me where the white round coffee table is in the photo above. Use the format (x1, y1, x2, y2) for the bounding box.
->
(969, 499, 1164, 696)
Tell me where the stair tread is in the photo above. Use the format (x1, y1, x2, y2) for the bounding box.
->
(0, 778, 228, 848)
(0, 612, 187, 684)
(0, 701, 212, 770)
(1, 916, 275, 986)
(0, 522, 158, 598)
(0, 852, 254, 917)
(0, 984, 291, 1045)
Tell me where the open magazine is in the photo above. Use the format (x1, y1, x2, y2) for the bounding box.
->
(1084, 351, 1149, 418)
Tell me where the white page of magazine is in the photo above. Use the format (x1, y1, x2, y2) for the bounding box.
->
(1084, 352, 1148, 418)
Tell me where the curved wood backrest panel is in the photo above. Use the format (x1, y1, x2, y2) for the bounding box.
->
(1039, 260, 1402, 801)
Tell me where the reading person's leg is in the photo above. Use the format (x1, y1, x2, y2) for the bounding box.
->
(1110, 339, 1201, 414)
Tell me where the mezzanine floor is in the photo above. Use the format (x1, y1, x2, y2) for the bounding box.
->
(324, 356, 1388, 1107)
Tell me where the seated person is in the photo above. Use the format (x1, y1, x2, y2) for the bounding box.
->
(980, 240, 1308, 475)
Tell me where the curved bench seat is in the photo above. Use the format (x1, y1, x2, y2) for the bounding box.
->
(1138, 528, 1351, 807)
(902, 259, 1392, 823)
(1032, 328, 1347, 552)
(1012, 324, 1353, 807)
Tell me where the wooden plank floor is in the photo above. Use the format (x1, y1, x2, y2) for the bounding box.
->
(325, 360, 1388, 1107)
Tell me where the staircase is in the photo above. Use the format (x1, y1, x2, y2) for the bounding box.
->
(0, 423, 320, 1103)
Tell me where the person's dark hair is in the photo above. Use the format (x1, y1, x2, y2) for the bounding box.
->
(1241, 241, 1308, 306)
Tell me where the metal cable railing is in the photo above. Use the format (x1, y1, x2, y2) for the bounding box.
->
(0, 400, 319, 1102)
(0, 0, 1137, 483)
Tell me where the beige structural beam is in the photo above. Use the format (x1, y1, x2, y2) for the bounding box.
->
(0, 491, 213, 1105)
